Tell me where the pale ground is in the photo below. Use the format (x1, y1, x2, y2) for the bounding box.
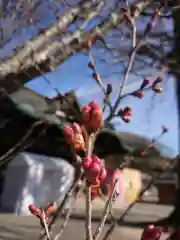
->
(0, 197, 172, 240)
(0, 215, 169, 240)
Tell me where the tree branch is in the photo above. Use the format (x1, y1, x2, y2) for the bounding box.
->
(0, 0, 151, 92)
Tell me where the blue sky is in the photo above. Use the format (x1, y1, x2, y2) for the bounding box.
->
(26, 51, 179, 157)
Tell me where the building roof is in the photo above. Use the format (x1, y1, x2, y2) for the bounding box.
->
(94, 129, 175, 173)
(9, 87, 81, 125)
(0, 87, 176, 173)
(0, 87, 82, 167)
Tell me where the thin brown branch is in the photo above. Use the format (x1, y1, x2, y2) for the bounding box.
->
(53, 188, 81, 240)
(105, 5, 163, 123)
(38, 171, 82, 240)
(93, 178, 118, 240)
(41, 210, 51, 240)
(0, 120, 44, 168)
(86, 185, 93, 240)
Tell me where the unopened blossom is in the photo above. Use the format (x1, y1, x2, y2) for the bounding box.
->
(118, 107, 132, 123)
(28, 204, 41, 218)
(140, 79, 151, 90)
(81, 100, 102, 132)
(141, 225, 163, 240)
(81, 155, 107, 199)
(63, 123, 85, 152)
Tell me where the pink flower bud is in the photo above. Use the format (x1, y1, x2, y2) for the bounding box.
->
(90, 109, 102, 131)
(141, 225, 163, 240)
(140, 151, 145, 156)
(28, 204, 41, 218)
(81, 105, 91, 122)
(99, 168, 107, 183)
(82, 156, 92, 170)
(81, 101, 103, 132)
(133, 91, 144, 99)
(90, 162, 101, 178)
(142, 78, 150, 86)
(71, 123, 82, 134)
(64, 124, 85, 152)
(139, 78, 150, 90)
(91, 155, 101, 164)
(124, 107, 132, 116)
(90, 100, 98, 109)
(122, 116, 131, 123)
(63, 125, 74, 145)
(74, 133, 85, 152)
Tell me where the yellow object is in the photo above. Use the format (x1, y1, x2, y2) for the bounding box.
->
(123, 168, 142, 204)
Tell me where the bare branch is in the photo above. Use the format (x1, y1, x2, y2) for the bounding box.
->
(85, 185, 93, 240)
(0, 0, 151, 92)
(93, 178, 118, 240)
(53, 188, 81, 240)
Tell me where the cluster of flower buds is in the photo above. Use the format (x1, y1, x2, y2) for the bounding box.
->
(133, 79, 151, 99)
(118, 106, 132, 123)
(82, 155, 107, 185)
(28, 202, 57, 227)
(140, 225, 163, 240)
(63, 123, 85, 152)
(152, 77, 163, 94)
(81, 100, 102, 132)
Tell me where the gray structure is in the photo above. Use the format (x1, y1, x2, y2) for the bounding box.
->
(0, 152, 75, 215)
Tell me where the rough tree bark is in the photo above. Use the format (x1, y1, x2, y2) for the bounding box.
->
(0, 0, 150, 93)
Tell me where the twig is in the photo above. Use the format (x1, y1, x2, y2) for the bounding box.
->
(53, 188, 81, 240)
(108, 27, 139, 121)
(85, 133, 96, 240)
(0, 120, 44, 167)
(105, 5, 162, 123)
(0, 1, 151, 90)
(86, 185, 93, 240)
(88, 46, 113, 114)
(93, 178, 118, 240)
(41, 210, 51, 240)
(38, 172, 82, 240)
(119, 11, 137, 96)
(102, 158, 177, 240)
